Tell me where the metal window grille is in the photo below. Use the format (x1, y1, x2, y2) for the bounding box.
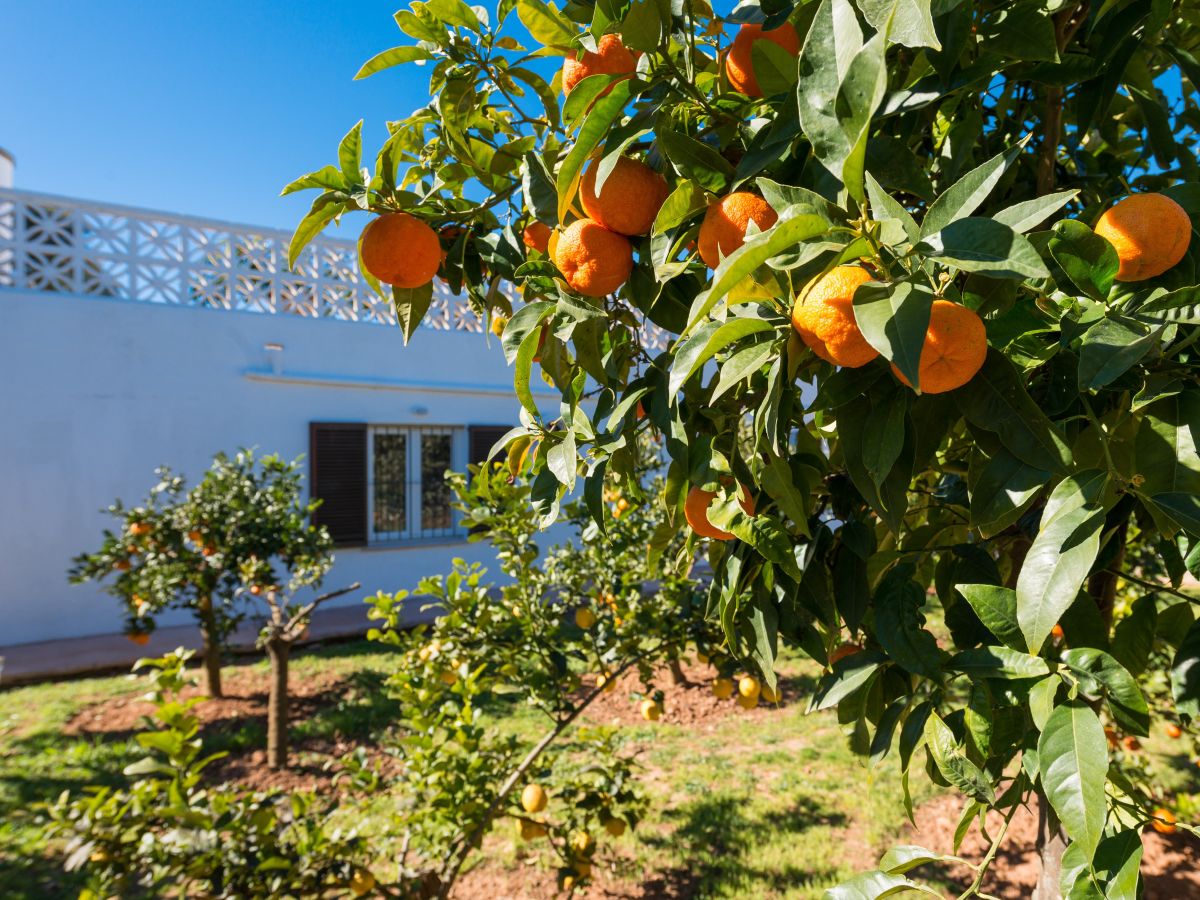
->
(368, 425, 463, 543)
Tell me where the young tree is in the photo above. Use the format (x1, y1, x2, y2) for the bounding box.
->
(289, 2, 1200, 895)
(72, 450, 334, 698)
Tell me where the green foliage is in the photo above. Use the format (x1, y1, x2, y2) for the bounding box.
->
(289, 0, 1200, 893)
(41, 651, 372, 899)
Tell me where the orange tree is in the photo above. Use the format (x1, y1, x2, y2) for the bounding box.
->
(71, 450, 333, 698)
(288, 1, 1200, 895)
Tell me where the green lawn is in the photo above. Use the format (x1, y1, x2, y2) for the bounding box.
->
(2, 641, 1194, 899)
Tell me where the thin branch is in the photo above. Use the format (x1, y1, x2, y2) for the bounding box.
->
(1106, 569, 1198, 604)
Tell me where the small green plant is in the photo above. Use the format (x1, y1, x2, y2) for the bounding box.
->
(70, 449, 334, 698)
(42, 650, 375, 899)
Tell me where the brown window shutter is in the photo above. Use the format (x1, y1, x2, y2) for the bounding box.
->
(468, 425, 514, 466)
(310, 422, 368, 546)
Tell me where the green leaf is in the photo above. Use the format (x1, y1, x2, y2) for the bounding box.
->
(516, 0, 577, 49)
(1016, 479, 1107, 652)
(669, 316, 774, 394)
(1135, 286, 1200, 325)
(1038, 703, 1108, 860)
(923, 712, 995, 803)
(556, 79, 635, 222)
(1060, 648, 1150, 736)
(1049, 219, 1119, 301)
(620, 0, 669, 52)
(394, 283, 435, 345)
(878, 845, 956, 875)
(337, 121, 363, 183)
(657, 129, 735, 193)
(955, 351, 1072, 474)
(827, 870, 942, 899)
(354, 45, 434, 79)
(711, 340, 775, 402)
(919, 218, 1050, 280)
(873, 568, 943, 678)
(500, 300, 554, 364)
(957, 584, 1025, 651)
(652, 179, 708, 235)
(1030, 674, 1061, 731)
(1146, 491, 1200, 538)
(866, 172, 919, 244)
(751, 39, 800, 96)
(1110, 594, 1157, 677)
(547, 431, 577, 491)
(859, 0, 940, 50)
(947, 645, 1049, 678)
(686, 214, 829, 332)
(919, 143, 1024, 239)
(760, 453, 813, 533)
(508, 67, 562, 130)
(1061, 830, 1142, 900)
(287, 193, 347, 269)
(852, 280, 934, 389)
(521, 152, 559, 225)
(993, 190, 1079, 234)
(1077, 316, 1159, 391)
(1172, 619, 1200, 719)
(1134, 392, 1200, 497)
(970, 449, 1052, 538)
(861, 391, 908, 487)
(809, 650, 886, 712)
(425, 0, 483, 31)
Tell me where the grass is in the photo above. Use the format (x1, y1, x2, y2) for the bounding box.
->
(2, 640, 1196, 899)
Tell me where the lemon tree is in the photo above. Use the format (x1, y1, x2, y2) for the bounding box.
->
(289, 1, 1200, 895)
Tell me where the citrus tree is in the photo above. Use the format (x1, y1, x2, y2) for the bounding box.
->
(71, 450, 334, 698)
(288, 1, 1200, 895)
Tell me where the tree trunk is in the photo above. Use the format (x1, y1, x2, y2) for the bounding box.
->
(668, 658, 689, 685)
(198, 597, 223, 698)
(1033, 792, 1068, 900)
(266, 639, 290, 770)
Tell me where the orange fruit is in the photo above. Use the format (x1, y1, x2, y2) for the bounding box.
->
(553, 219, 633, 297)
(128, 632, 150, 646)
(521, 783, 548, 813)
(1051, 624, 1064, 640)
(712, 677, 735, 699)
(736, 693, 759, 710)
(791, 266, 879, 367)
(698, 192, 778, 268)
(522, 221, 552, 253)
(562, 34, 638, 95)
(360, 213, 441, 288)
(1094, 193, 1192, 282)
(725, 23, 801, 97)
(891, 300, 987, 394)
(129, 522, 152, 537)
(1166, 723, 1184, 739)
(580, 156, 669, 236)
(1105, 727, 1120, 749)
(684, 485, 755, 541)
(829, 642, 863, 665)
(113, 559, 131, 572)
(520, 819, 548, 840)
(1151, 808, 1177, 834)
(1123, 735, 1141, 752)
(187, 530, 203, 543)
(738, 675, 761, 700)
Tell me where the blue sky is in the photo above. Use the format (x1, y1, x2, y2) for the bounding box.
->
(3, 1, 429, 232)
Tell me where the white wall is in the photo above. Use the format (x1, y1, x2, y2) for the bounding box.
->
(0, 288, 554, 645)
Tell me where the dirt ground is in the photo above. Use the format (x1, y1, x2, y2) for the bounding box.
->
(64, 660, 1200, 898)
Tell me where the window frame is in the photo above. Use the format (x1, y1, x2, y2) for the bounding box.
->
(365, 424, 467, 547)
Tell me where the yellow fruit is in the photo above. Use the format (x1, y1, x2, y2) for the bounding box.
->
(570, 830, 595, 854)
(360, 213, 441, 289)
(761, 683, 780, 703)
(712, 677, 735, 700)
(696, 651, 710, 665)
(1094, 193, 1192, 282)
(1151, 807, 1177, 834)
(605, 817, 627, 837)
(640, 698, 662, 721)
(521, 783, 548, 813)
(575, 607, 597, 629)
(726, 23, 801, 97)
(791, 266, 879, 368)
(684, 485, 756, 541)
(562, 34, 637, 95)
(490, 315, 508, 337)
(616, 496, 630, 512)
(738, 675, 761, 700)
(891, 300, 987, 395)
(698, 192, 778, 268)
(580, 156, 669, 237)
(350, 868, 376, 896)
(596, 672, 617, 693)
(554, 219, 634, 297)
(736, 693, 760, 710)
(520, 818, 548, 840)
(574, 860, 593, 878)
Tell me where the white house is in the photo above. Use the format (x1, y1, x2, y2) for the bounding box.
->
(0, 153, 563, 653)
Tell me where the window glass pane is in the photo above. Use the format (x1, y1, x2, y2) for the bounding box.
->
(421, 433, 453, 532)
(373, 432, 407, 537)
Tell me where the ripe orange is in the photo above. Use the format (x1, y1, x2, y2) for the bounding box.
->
(360, 213, 441, 288)
(1123, 735, 1141, 752)
(1051, 623, 1065, 640)
(791, 266, 879, 368)
(522, 221, 552, 253)
(562, 34, 638, 95)
(114, 559, 131, 572)
(726, 23, 801, 97)
(1105, 727, 1119, 749)
(684, 484, 755, 541)
(1151, 808, 1177, 834)
(580, 156, 669, 236)
(736, 693, 759, 710)
(1094, 193, 1192, 282)
(1166, 723, 1184, 739)
(892, 300, 987, 394)
(553, 219, 634, 297)
(698, 192, 778, 268)
(712, 677, 735, 700)
(829, 642, 863, 665)
(738, 675, 761, 700)
(187, 530, 203, 543)
(129, 522, 152, 537)
(575, 607, 597, 629)
(128, 632, 150, 646)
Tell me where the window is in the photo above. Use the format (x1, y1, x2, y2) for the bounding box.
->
(367, 425, 465, 544)
(311, 422, 509, 548)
